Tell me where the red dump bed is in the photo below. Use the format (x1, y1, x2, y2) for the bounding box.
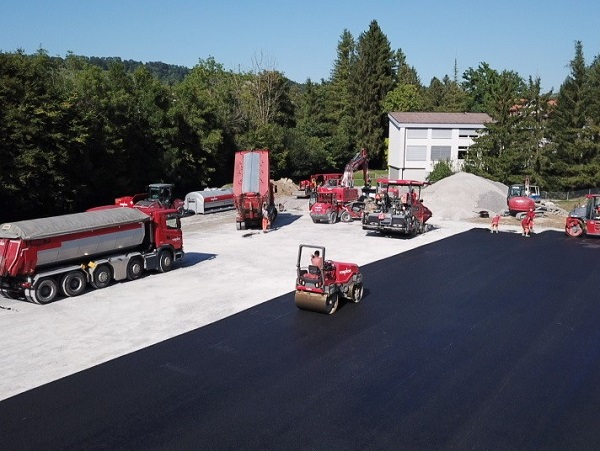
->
(233, 149, 271, 198)
(0, 208, 149, 277)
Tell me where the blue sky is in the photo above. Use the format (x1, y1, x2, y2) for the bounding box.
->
(1, 0, 599, 92)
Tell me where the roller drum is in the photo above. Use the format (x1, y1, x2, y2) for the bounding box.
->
(295, 290, 332, 314)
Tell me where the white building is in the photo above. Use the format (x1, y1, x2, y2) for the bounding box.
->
(387, 112, 492, 181)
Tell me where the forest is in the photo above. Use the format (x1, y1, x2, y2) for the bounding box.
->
(1, 20, 600, 221)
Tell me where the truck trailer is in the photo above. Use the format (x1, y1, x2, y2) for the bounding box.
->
(0, 206, 184, 304)
(233, 149, 277, 230)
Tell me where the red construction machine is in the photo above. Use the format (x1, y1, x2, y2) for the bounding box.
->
(294, 244, 364, 315)
(565, 194, 600, 237)
(115, 183, 185, 214)
(362, 179, 432, 236)
(308, 148, 370, 224)
(295, 173, 343, 198)
(233, 149, 277, 230)
(507, 177, 540, 217)
(0, 206, 184, 304)
(309, 187, 365, 224)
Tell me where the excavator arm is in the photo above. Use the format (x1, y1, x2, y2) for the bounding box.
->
(341, 148, 369, 187)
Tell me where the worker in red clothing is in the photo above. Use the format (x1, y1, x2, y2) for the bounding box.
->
(261, 202, 270, 233)
(490, 214, 501, 233)
(521, 208, 535, 237)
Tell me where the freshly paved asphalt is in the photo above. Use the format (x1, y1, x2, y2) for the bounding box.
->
(2, 229, 600, 450)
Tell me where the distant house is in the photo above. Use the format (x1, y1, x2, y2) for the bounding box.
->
(387, 112, 492, 181)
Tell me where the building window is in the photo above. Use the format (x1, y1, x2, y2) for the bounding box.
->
(431, 129, 452, 139)
(406, 128, 427, 139)
(458, 146, 468, 159)
(459, 129, 479, 138)
(406, 145, 427, 161)
(431, 146, 451, 161)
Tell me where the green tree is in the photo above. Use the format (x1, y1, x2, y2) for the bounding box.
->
(383, 84, 424, 112)
(350, 20, 395, 168)
(547, 41, 593, 189)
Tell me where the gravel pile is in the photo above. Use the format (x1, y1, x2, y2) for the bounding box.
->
(421, 172, 508, 221)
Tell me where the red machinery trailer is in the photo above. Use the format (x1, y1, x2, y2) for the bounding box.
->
(116, 183, 185, 214)
(362, 179, 432, 236)
(295, 173, 343, 198)
(0, 206, 184, 304)
(233, 149, 277, 230)
(565, 194, 600, 237)
(294, 244, 364, 315)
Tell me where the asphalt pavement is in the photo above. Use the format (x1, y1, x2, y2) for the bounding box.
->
(2, 229, 600, 450)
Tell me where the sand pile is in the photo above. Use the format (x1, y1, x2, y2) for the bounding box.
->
(273, 178, 299, 196)
(421, 172, 508, 221)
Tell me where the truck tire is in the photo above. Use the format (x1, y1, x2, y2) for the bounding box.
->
(91, 265, 112, 289)
(126, 257, 144, 281)
(326, 292, 339, 315)
(327, 211, 337, 224)
(32, 278, 59, 304)
(158, 250, 174, 273)
(61, 271, 87, 297)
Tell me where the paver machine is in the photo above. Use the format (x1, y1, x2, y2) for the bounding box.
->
(362, 179, 432, 236)
(294, 244, 364, 315)
(565, 194, 600, 237)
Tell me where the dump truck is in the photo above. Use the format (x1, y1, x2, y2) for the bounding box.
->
(233, 149, 277, 230)
(0, 206, 184, 304)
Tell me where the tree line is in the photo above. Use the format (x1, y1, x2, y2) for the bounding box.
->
(1, 20, 598, 221)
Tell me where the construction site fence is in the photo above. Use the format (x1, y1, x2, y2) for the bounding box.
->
(542, 188, 600, 201)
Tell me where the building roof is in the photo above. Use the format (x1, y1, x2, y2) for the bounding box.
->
(388, 112, 492, 125)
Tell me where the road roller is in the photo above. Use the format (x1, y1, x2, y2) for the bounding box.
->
(294, 244, 364, 314)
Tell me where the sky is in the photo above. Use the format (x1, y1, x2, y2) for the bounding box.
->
(1, 0, 599, 93)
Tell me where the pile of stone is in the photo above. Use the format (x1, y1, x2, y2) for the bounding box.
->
(421, 172, 508, 221)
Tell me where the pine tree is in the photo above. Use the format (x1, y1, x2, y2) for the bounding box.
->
(349, 20, 395, 168)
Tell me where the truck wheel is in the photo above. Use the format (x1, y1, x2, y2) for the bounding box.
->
(326, 292, 339, 315)
(340, 211, 352, 223)
(126, 257, 144, 281)
(351, 283, 364, 303)
(61, 271, 87, 297)
(158, 250, 173, 273)
(328, 211, 337, 224)
(33, 278, 59, 304)
(91, 265, 112, 289)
